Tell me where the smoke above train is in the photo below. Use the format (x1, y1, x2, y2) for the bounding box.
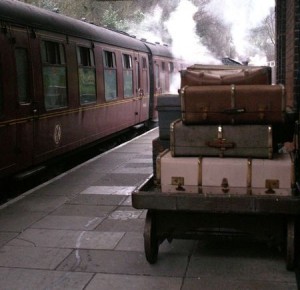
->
(127, 0, 275, 66)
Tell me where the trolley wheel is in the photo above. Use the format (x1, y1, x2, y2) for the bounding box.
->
(144, 210, 159, 264)
(286, 217, 295, 271)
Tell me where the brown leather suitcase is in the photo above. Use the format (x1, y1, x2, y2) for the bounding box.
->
(181, 84, 286, 125)
(170, 119, 273, 159)
(180, 67, 271, 87)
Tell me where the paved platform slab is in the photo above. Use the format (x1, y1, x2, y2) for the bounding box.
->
(0, 128, 298, 290)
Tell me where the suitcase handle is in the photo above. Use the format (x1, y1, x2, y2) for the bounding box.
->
(206, 139, 235, 150)
(206, 139, 235, 157)
(222, 108, 246, 114)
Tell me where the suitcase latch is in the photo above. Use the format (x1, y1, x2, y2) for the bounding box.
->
(206, 139, 235, 157)
(258, 105, 267, 120)
(172, 177, 185, 191)
(265, 179, 279, 194)
(195, 104, 208, 120)
(221, 178, 229, 193)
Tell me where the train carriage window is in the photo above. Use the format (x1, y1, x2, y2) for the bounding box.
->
(142, 57, 147, 69)
(168, 62, 174, 73)
(154, 64, 160, 93)
(103, 50, 117, 101)
(77, 46, 96, 104)
(41, 41, 67, 110)
(142, 57, 148, 93)
(15, 48, 30, 104)
(122, 54, 133, 98)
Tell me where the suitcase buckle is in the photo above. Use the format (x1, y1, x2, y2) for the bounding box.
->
(265, 179, 279, 194)
(172, 177, 185, 191)
(221, 178, 229, 193)
(258, 105, 266, 120)
(206, 125, 235, 157)
(206, 139, 235, 157)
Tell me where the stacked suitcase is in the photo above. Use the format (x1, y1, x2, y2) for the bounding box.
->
(156, 64, 296, 196)
(153, 93, 181, 178)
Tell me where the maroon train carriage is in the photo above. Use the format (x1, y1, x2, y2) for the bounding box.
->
(0, 0, 184, 178)
(145, 41, 185, 120)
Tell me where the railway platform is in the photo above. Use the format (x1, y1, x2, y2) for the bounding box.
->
(0, 128, 298, 290)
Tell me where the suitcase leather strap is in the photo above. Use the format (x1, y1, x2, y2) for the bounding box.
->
(206, 139, 235, 153)
(222, 84, 246, 116)
(206, 125, 235, 157)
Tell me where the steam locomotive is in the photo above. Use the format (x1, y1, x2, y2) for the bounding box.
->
(0, 0, 185, 178)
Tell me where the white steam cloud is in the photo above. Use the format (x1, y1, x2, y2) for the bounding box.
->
(127, 0, 220, 65)
(206, 0, 275, 65)
(164, 0, 221, 65)
(127, 0, 275, 66)
(127, 5, 164, 44)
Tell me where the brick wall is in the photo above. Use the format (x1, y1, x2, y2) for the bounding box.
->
(295, 1, 300, 113)
(276, 0, 286, 85)
(276, 0, 300, 111)
(286, 0, 295, 108)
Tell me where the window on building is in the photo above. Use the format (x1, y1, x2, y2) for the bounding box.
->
(77, 46, 96, 104)
(103, 50, 117, 101)
(41, 40, 67, 110)
(15, 48, 30, 104)
(122, 54, 133, 98)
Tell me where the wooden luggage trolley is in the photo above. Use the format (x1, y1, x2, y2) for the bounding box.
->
(132, 65, 300, 270)
(132, 173, 299, 270)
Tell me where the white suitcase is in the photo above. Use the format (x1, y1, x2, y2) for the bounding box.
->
(156, 150, 294, 195)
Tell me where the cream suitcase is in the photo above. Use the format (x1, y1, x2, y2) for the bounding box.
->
(156, 150, 294, 195)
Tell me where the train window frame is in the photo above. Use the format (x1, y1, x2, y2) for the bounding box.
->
(142, 57, 149, 94)
(41, 41, 65, 65)
(41, 40, 67, 111)
(103, 50, 117, 101)
(142, 57, 147, 69)
(154, 63, 160, 91)
(77, 46, 96, 105)
(122, 53, 133, 98)
(168, 62, 174, 73)
(15, 47, 30, 104)
(104, 50, 116, 69)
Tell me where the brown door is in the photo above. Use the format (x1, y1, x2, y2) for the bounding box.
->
(0, 29, 17, 176)
(134, 53, 150, 123)
(12, 28, 35, 171)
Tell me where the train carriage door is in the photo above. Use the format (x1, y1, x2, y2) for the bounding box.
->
(0, 28, 18, 176)
(12, 29, 34, 171)
(152, 61, 160, 120)
(139, 55, 150, 121)
(134, 53, 149, 123)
